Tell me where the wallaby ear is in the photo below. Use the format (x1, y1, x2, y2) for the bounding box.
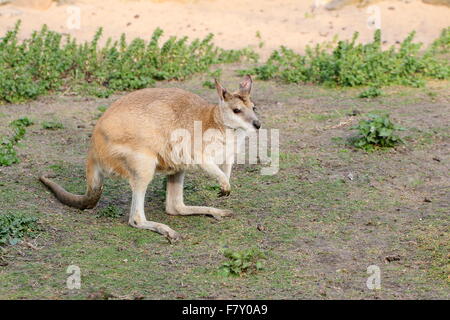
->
(239, 74, 252, 96)
(215, 79, 232, 102)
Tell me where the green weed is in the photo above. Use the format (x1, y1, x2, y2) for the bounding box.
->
(350, 114, 405, 151)
(42, 121, 64, 130)
(239, 28, 449, 88)
(218, 248, 266, 277)
(0, 22, 258, 103)
(202, 69, 222, 89)
(0, 117, 33, 166)
(97, 105, 108, 113)
(0, 213, 39, 246)
(359, 86, 382, 98)
(96, 205, 124, 219)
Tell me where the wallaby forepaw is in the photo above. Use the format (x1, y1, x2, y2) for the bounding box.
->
(218, 189, 231, 197)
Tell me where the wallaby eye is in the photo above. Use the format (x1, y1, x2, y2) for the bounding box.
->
(233, 109, 241, 114)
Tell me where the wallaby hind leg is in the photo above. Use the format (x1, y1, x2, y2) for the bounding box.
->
(128, 155, 180, 241)
(165, 171, 233, 220)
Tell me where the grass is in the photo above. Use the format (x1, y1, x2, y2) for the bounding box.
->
(0, 64, 449, 299)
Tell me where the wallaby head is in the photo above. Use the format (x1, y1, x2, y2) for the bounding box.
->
(215, 75, 261, 132)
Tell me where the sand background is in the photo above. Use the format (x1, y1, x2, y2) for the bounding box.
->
(0, 0, 449, 58)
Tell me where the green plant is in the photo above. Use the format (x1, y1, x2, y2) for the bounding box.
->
(350, 114, 405, 151)
(9, 117, 33, 127)
(202, 69, 222, 89)
(240, 28, 449, 88)
(218, 248, 266, 277)
(358, 86, 382, 98)
(429, 27, 450, 54)
(202, 80, 216, 89)
(0, 22, 258, 103)
(96, 205, 124, 219)
(256, 31, 265, 49)
(97, 105, 108, 113)
(0, 213, 40, 246)
(0, 117, 33, 166)
(42, 120, 64, 130)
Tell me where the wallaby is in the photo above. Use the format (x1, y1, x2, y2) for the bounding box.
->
(39, 75, 260, 241)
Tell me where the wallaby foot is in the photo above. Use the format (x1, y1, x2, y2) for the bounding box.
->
(130, 220, 181, 242)
(167, 205, 233, 221)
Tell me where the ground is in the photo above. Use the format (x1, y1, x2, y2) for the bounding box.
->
(0, 64, 448, 299)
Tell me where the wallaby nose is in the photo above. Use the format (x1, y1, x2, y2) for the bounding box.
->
(253, 120, 261, 129)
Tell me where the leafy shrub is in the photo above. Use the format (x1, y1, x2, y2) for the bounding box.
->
(96, 205, 123, 218)
(240, 28, 450, 88)
(358, 86, 382, 98)
(0, 213, 39, 246)
(42, 121, 64, 130)
(429, 27, 450, 55)
(218, 248, 266, 277)
(350, 114, 405, 151)
(0, 117, 33, 166)
(0, 21, 258, 103)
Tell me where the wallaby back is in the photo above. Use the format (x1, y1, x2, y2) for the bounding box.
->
(40, 87, 226, 208)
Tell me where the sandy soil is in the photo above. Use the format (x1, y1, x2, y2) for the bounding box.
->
(0, 0, 449, 58)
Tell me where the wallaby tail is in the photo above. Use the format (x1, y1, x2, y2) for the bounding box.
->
(39, 157, 103, 210)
